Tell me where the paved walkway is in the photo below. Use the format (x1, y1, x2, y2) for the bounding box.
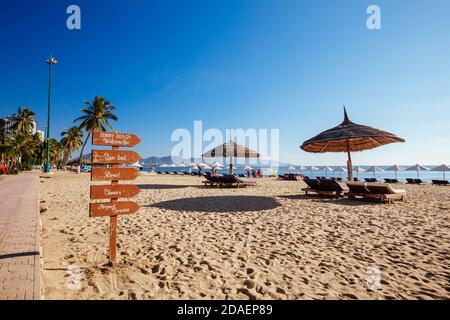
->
(0, 173, 41, 300)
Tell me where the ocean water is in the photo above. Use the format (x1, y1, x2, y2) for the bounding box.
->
(143, 165, 448, 182)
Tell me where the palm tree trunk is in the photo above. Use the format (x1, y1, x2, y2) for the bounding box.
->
(78, 131, 91, 169)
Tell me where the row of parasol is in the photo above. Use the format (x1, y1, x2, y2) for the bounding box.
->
(172, 106, 446, 181)
(285, 164, 449, 180)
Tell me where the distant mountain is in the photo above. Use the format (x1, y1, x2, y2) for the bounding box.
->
(139, 156, 162, 165)
(68, 153, 91, 164)
(140, 155, 183, 166)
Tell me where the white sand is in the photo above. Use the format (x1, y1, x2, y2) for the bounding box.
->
(39, 172, 449, 299)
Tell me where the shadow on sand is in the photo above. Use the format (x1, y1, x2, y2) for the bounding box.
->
(136, 184, 192, 190)
(147, 196, 280, 213)
(277, 194, 379, 206)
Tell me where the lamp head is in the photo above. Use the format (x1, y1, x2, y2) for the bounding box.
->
(46, 57, 58, 65)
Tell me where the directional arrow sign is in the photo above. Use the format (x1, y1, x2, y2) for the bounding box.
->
(92, 131, 141, 147)
(92, 150, 141, 164)
(91, 167, 139, 181)
(90, 184, 141, 200)
(90, 201, 140, 217)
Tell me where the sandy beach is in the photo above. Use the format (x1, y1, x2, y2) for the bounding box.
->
(39, 172, 449, 300)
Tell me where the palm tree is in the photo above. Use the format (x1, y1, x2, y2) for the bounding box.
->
(74, 96, 118, 167)
(33, 138, 61, 168)
(10, 107, 36, 135)
(0, 118, 7, 144)
(60, 127, 83, 166)
(48, 138, 63, 167)
(9, 132, 37, 164)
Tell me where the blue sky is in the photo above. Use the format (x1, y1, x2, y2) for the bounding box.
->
(0, 0, 449, 165)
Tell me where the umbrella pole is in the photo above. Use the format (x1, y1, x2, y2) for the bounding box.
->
(346, 144, 353, 181)
(229, 156, 233, 175)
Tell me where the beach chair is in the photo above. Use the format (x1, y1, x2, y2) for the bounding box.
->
(406, 178, 416, 184)
(432, 180, 449, 186)
(220, 175, 256, 188)
(365, 183, 406, 203)
(302, 178, 321, 195)
(202, 173, 221, 186)
(346, 182, 371, 200)
(353, 178, 359, 182)
(316, 179, 349, 198)
(364, 178, 372, 182)
(384, 178, 392, 183)
(414, 179, 425, 184)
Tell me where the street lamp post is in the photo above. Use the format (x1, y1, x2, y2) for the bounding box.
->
(44, 56, 57, 173)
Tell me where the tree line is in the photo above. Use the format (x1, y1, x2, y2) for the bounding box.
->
(0, 96, 118, 171)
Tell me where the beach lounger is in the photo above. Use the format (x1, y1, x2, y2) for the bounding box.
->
(413, 179, 425, 184)
(317, 179, 349, 197)
(353, 178, 359, 182)
(406, 178, 416, 184)
(202, 174, 222, 186)
(203, 174, 256, 188)
(303, 178, 348, 197)
(302, 178, 321, 195)
(432, 180, 449, 186)
(365, 183, 406, 203)
(231, 175, 257, 188)
(385, 178, 400, 183)
(346, 182, 371, 200)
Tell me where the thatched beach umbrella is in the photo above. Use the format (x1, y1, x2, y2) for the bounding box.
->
(353, 166, 366, 179)
(203, 140, 261, 175)
(306, 166, 319, 177)
(431, 164, 450, 180)
(405, 164, 429, 179)
(366, 166, 384, 178)
(288, 165, 296, 172)
(333, 166, 346, 178)
(386, 165, 403, 180)
(321, 166, 333, 177)
(300, 107, 405, 181)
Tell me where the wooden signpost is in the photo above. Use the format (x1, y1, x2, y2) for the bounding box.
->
(89, 131, 142, 264)
(90, 184, 141, 200)
(91, 167, 140, 181)
(91, 150, 141, 164)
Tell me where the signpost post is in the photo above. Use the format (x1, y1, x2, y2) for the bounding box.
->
(90, 131, 141, 264)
